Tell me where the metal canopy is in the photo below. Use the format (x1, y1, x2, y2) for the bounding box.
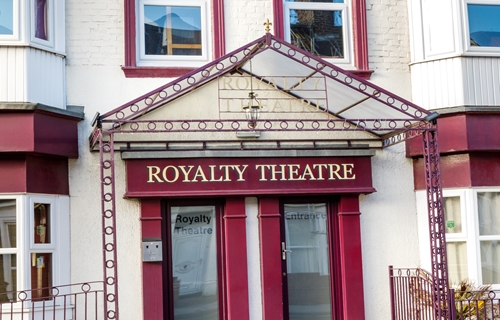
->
(90, 33, 434, 150)
(89, 33, 450, 320)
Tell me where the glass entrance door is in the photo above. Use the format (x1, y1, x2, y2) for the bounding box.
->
(282, 203, 333, 320)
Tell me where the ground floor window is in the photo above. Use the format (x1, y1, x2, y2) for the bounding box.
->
(443, 189, 500, 287)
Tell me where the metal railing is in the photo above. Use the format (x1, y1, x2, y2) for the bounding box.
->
(390, 266, 500, 320)
(0, 282, 105, 320)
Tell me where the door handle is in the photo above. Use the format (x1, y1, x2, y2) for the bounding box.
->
(281, 242, 292, 260)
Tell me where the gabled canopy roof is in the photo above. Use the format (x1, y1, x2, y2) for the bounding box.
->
(90, 33, 434, 149)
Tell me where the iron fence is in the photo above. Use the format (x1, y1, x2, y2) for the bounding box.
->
(390, 266, 500, 320)
(0, 282, 105, 320)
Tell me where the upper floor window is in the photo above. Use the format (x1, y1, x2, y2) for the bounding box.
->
(0, 0, 14, 35)
(123, 0, 225, 77)
(284, 0, 350, 64)
(464, 1, 500, 54)
(138, 0, 210, 67)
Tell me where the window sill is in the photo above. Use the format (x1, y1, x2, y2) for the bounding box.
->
(348, 69, 374, 80)
(121, 66, 197, 78)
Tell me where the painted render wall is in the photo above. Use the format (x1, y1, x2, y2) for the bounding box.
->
(65, 0, 419, 319)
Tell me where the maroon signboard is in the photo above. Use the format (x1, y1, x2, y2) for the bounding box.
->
(125, 157, 374, 197)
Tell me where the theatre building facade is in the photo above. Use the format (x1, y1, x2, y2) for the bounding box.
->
(1, 0, 499, 319)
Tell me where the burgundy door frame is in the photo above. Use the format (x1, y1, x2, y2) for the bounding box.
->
(259, 195, 365, 320)
(140, 197, 250, 320)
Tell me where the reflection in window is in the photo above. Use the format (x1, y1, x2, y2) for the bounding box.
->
(144, 5, 202, 56)
(30, 253, 52, 301)
(34, 204, 51, 244)
(0, 200, 17, 302)
(34, 0, 48, 40)
(468, 4, 500, 47)
(0, 0, 14, 35)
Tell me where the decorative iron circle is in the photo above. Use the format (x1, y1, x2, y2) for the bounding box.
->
(401, 103, 409, 111)
(130, 104, 139, 112)
(415, 110, 423, 118)
(164, 122, 173, 131)
(107, 310, 116, 319)
(330, 69, 338, 77)
(358, 83, 367, 91)
(343, 121, 351, 129)
(104, 210, 113, 219)
(215, 121, 224, 130)
(316, 63, 325, 70)
(106, 260, 115, 269)
(344, 76, 353, 84)
(389, 120, 397, 129)
(105, 226, 114, 235)
(81, 283, 91, 293)
(147, 122, 156, 130)
(373, 120, 382, 129)
(488, 291, 497, 299)
(104, 193, 113, 202)
(243, 48, 251, 55)
(107, 293, 116, 302)
(201, 69, 210, 78)
(231, 121, 240, 130)
(103, 144, 111, 153)
(116, 111, 125, 120)
(288, 49, 296, 56)
(302, 56, 310, 63)
(404, 120, 412, 128)
(358, 120, 367, 128)
(145, 97, 154, 105)
(105, 243, 114, 252)
(51, 287, 60, 296)
(181, 122, 190, 130)
(264, 121, 272, 129)
(229, 55, 238, 63)
(387, 97, 395, 105)
(216, 62, 225, 70)
(312, 121, 320, 129)
(296, 120, 304, 130)
(198, 121, 207, 130)
(173, 83, 182, 92)
(106, 277, 116, 285)
(187, 76, 196, 85)
(103, 160, 112, 169)
(327, 120, 336, 129)
(373, 90, 381, 97)
(280, 121, 288, 129)
(159, 90, 168, 99)
(103, 176, 112, 186)
(130, 123, 139, 131)
(273, 42, 282, 49)
(18, 291, 28, 301)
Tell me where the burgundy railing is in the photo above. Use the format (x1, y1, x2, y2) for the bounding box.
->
(390, 266, 500, 320)
(0, 282, 105, 320)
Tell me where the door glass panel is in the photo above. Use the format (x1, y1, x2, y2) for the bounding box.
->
(34, 203, 51, 244)
(171, 206, 218, 320)
(30, 253, 52, 301)
(284, 203, 332, 320)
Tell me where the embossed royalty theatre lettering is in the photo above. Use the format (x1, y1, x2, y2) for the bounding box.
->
(146, 163, 355, 183)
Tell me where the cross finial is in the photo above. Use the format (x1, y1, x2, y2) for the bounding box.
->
(263, 19, 272, 33)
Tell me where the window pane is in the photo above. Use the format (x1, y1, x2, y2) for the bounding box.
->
(477, 192, 500, 235)
(468, 4, 500, 47)
(0, 200, 16, 248)
(286, 0, 344, 2)
(34, 203, 51, 244)
(30, 253, 52, 300)
(0, 254, 16, 302)
(480, 240, 500, 284)
(447, 242, 468, 284)
(289, 9, 344, 58)
(171, 206, 218, 320)
(0, 0, 13, 35)
(444, 196, 462, 233)
(34, 0, 48, 40)
(144, 5, 202, 56)
(284, 203, 332, 319)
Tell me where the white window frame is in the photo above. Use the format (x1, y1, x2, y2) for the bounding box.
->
(136, 0, 212, 68)
(283, 0, 353, 67)
(461, 0, 500, 56)
(29, 0, 55, 49)
(0, 0, 21, 42)
(0, 194, 70, 304)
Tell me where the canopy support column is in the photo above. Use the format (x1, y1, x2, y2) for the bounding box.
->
(423, 129, 450, 319)
(99, 131, 119, 319)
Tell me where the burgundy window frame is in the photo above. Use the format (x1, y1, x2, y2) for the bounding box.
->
(123, 0, 226, 78)
(272, 0, 372, 79)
